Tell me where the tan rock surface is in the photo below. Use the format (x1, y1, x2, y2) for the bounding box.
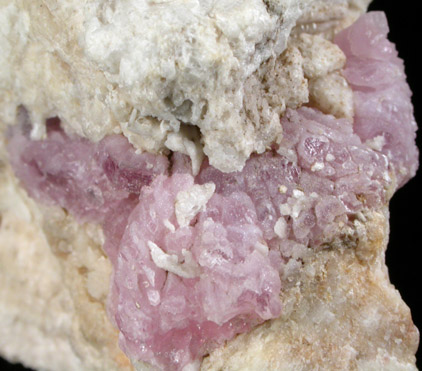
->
(203, 209, 419, 370)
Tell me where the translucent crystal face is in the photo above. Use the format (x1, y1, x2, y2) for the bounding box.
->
(7, 12, 418, 371)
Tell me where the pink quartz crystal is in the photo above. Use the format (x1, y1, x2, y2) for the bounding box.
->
(7, 109, 169, 224)
(335, 12, 418, 187)
(7, 12, 418, 371)
(114, 174, 281, 369)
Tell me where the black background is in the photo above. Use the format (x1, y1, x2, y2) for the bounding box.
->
(370, 0, 422, 369)
(0, 0, 420, 370)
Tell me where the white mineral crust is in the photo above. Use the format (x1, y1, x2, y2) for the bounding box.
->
(1, 0, 369, 173)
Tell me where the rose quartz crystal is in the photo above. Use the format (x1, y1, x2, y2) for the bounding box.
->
(7, 12, 418, 371)
(7, 111, 169, 224)
(114, 174, 281, 368)
(335, 12, 418, 188)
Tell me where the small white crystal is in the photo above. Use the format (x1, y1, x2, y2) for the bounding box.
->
(175, 183, 215, 228)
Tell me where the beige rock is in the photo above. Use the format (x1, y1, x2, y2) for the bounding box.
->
(0, 139, 133, 370)
(309, 71, 354, 119)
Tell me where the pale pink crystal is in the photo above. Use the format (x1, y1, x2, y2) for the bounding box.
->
(114, 174, 281, 369)
(335, 11, 418, 187)
(198, 106, 390, 248)
(7, 109, 169, 224)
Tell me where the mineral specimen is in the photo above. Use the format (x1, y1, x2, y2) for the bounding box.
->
(3, 10, 418, 370)
(0, 0, 419, 370)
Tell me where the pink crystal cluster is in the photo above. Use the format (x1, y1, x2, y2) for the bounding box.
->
(8, 114, 169, 220)
(115, 174, 282, 368)
(7, 12, 418, 371)
(335, 12, 418, 187)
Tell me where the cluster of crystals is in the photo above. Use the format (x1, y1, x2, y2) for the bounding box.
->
(197, 106, 391, 250)
(114, 174, 282, 369)
(7, 112, 169, 225)
(335, 12, 418, 187)
(7, 12, 418, 371)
